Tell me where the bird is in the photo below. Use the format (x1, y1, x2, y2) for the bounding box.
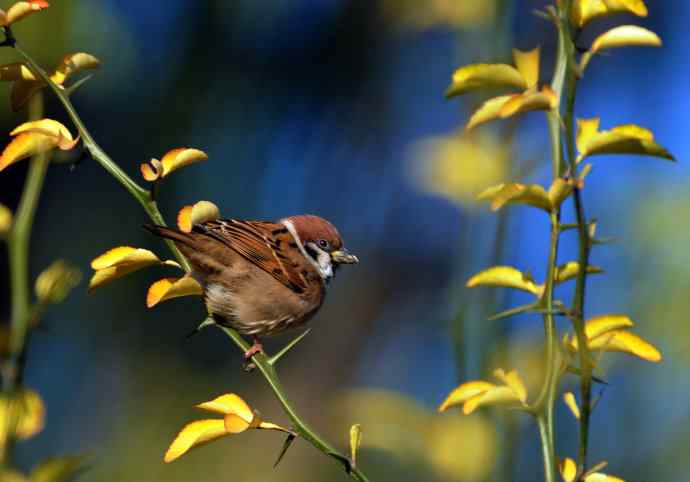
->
(144, 215, 358, 359)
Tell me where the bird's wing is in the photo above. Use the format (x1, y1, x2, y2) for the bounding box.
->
(194, 219, 310, 294)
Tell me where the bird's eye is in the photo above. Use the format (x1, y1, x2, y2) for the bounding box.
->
(318, 239, 330, 249)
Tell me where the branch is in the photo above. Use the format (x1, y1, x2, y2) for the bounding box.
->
(7, 33, 372, 482)
(217, 324, 372, 482)
(11, 41, 191, 273)
(553, 2, 595, 473)
(1, 94, 49, 468)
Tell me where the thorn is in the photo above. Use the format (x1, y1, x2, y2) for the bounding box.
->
(487, 303, 537, 321)
(268, 329, 311, 366)
(66, 74, 94, 96)
(185, 317, 215, 339)
(273, 432, 297, 468)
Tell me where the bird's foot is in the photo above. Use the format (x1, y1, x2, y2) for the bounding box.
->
(241, 337, 264, 372)
(244, 337, 264, 359)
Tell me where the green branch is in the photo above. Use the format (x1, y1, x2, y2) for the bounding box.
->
(2, 94, 49, 469)
(217, 324, 371, 482)
(552, 2, 595, 473)
(8, 34, 372, 482)
(12, 42, 191, 273)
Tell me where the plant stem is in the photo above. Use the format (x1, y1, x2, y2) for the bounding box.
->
(10, 38, 372, 482)
(2, 94, 48, 468)
(537, 414, 556, 482)
(218, 325, 372, 482)
(532, 212, 560, 482)
(13, 44, 191, 273)
(553, 1, 594, 472)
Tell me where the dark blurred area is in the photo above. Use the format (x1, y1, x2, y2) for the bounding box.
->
(0, 1, 687, 481)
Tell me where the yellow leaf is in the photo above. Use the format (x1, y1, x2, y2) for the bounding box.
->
(466, 95, 513, 131)
(35, 259, 81, 304)
(0, 1, 50, 27)
(477, 183, 552, 212)
(0, 389, 46, 441)
(466, 88, 557, 130)
(195, 393, 254, 422)
(585, 473, 625, 482)
(350, 424, 362, 466)
(88, 265, 142, 291)
(164, 419, 228, 463)
(0, 63, 37, 82)
(576, 118, 601, 156)
(177, 200, 220, 233)
(591, 25, 661, 54)
(50, 52, 101, 86)
(140, 158, 162, 181)
(559, 457, 578, 482)
(438, 381, 495, 412)
(493, 369, 527, 403)
(466, 265, 541, 295)
(548, 178, 574, 208)
(0, 469, 28, 482)
(159, 147, 208, 178)
(411, 130, 510, 206)
(89, 247, 162, 291)
(589, 330, 662, 362)
(30, 456, 85, 482)
(223, 413, 252, 434)
(576, 118, 673, 162)
(563, 392, 580, 419)
(571, 0, 647, 28)
(584, 314, 635, 339)
(146, 276, 202, 308)
(446, 64, 526, 98)
(462, 386, 522, 415)
(11, 119, 75, 147)
(0, 133, 54, 172)
(6, 119, 78, 158)
(90, 246, 160, 270)
(499, 86, 558, 118)
(554, 262, 603, 284)
(0, 203, 12, 237)
(512, 47, 540, 89)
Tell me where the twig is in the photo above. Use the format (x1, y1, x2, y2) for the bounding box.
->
(8, 35, 372, 482)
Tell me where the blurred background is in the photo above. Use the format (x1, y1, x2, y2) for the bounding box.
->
(0, 0, 687, 481)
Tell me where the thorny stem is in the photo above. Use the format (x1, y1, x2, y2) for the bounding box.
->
(6, 32, 371, 482)
(1, 94, 48, 468)
(12, 41, 191, 273)
(218, 325, 371, 482)
(555, 2, 594, 472)
(526, 5, 576, 481)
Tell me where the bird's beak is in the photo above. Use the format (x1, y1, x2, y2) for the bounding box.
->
(331, 249, 359, 265)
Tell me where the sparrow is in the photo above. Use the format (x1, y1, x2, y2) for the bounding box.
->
(144, 215, 358, 359)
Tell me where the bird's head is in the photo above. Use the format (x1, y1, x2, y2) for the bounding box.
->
(281, 214, 358, 281)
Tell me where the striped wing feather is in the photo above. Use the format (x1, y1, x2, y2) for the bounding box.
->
(194, 219, 308, 294)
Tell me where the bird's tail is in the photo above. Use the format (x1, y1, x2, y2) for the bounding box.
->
(143, 224, 197, 248)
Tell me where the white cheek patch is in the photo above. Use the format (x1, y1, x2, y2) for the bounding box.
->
(314, 247, 333, 280)
(280, 219, 333, 281)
